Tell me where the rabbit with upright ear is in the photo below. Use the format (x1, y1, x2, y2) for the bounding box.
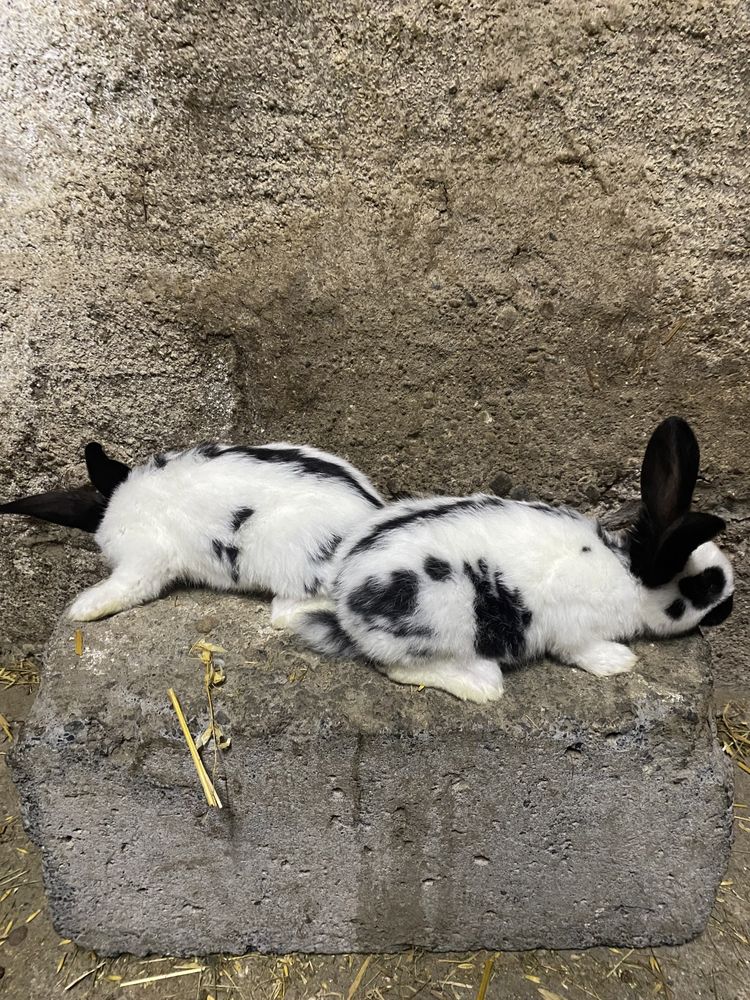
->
(1, 441, 383, 622)
(291, 417, 734, 703)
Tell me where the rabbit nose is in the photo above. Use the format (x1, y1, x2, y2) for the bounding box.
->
(700, 594, 733, 627)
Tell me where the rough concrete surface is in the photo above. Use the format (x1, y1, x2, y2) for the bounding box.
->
(1, 0, 749, 653)
(0, 692, 747, 1000)
(7, 590, 732, 956)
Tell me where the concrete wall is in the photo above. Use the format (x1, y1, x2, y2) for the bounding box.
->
(1, 0, 748, 644)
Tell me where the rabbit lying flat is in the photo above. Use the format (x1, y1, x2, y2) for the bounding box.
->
(291, 418, 734, 702)
(1, 441, 383, 623)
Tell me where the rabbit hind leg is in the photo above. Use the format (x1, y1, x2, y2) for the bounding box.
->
(67, 564, 173, 621)
(384, 657, 504, 703)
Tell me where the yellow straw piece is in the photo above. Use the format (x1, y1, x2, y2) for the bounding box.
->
(346, 955, 372, 1000)
(119, 967, 205, 987)
(63, 962, 106, 992)
(74, 630, 84, 656)
(167, 688, 222, 808)
(25, 909, 41, 923)
(476, 957, 495, 1000)
(0, 713, 12, 742)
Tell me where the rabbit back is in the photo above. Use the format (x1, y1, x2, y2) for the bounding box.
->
(328, 496, 640, 664)
(97, 442, 383, 598)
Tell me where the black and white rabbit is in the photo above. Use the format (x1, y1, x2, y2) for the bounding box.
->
(291, 418, 734, 702)
(0, 441, 383, 622)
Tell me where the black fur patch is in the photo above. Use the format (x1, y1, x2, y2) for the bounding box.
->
(224, 544, 240, 583)
(679, 567, 726, 609)
(304, 576, 322, 596)
(347, 570, 430, 637)
(315, 534, 343, 562)
(302, 609, 358, 658)
(424, 556, 452, 581)
(527, 501, 580, 519)
(197, 442, 225, 459)
(204, 445, 382, 508)
(349, 570, 420, 620)
(380, 620, 432, 639)
(463, 559, 531, 659)
(231, 506, 254, 532)
(582, 546, 591, 553)
(212, 539, 241, 582)
(700, 594, 733, 627)
(665, 598, 686, 620)
(153, 453, 168, 469)
(640, 417, 699, 535)
(350, 496, 504, 556)
(629, 509, 725, 588)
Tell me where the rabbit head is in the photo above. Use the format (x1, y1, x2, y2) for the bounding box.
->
(624, 417, 733, 636)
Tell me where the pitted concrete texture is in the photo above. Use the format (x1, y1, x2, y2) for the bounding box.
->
(1, 1, 749, 645)
(9, 590, 732, 956)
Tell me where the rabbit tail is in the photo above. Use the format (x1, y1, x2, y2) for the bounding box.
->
(294, 608, 360, 660)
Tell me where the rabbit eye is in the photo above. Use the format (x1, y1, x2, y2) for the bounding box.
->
(679, 567, 726, 608)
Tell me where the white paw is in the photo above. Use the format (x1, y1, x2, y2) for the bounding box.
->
(67, 587, 125, 622)
(270, 595, 335, 630)
(452, 664, 505, 703)
(574, 642, 638, 677)
(386, 659, 504, 703)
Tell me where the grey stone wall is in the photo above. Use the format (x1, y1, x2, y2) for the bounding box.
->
(1, 0, 748, 643)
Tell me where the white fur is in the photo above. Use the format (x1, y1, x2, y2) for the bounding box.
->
(269, 595, 335, 629)
(67, 443, 382, 621)
(385, 657, 505, 703)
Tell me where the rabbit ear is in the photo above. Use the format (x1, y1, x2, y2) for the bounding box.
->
(0, 486, 106, 533)
(646, 511, 726, 586)
(640, 417, 699, 534)
(85, 442, 130, 498)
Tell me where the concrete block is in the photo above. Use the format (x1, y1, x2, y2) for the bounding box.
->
(9, 591, 732, 956)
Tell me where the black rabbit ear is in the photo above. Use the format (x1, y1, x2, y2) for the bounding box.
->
(85, 442, 130, 498)
(0, 486, 106, 533)
(640, 417, 699, 534)
(645, 511, 726, 587)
